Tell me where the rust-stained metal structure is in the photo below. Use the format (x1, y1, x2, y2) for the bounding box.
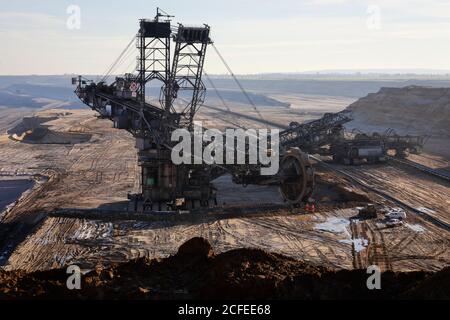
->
(72, 9, 426, 211)
(73, 8, 314, 211)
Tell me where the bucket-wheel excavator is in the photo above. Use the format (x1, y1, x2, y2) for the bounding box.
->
(73, 9, 314, 211)
(73, 9, 425, 211)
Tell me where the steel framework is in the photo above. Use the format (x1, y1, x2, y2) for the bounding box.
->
(73, 9, 315, 211)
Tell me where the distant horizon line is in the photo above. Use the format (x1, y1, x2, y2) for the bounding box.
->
(1, 69, 450, 78)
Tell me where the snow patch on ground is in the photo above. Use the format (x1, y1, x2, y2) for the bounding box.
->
(315, 217, 369, 252)
(406, 223, 426, 233)
(340, 238, 369, 253)
(314, 217, 350, 236)
(72, 221, 113, 240)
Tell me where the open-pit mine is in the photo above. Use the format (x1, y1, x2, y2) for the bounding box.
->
(0, 9, 449, 300)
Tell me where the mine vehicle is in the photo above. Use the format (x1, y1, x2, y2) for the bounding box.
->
(385, 207, 407, 220)
(357, 204, 378, 219)
(279, 115, 426, 166)
(383, 130, 427, 158)
(330, 133, 387, 165)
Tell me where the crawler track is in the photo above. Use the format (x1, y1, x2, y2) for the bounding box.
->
(312, 156, 450, 232)
(388, 156, 450, 183)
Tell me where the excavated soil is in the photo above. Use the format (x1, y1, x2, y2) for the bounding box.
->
(346, 86, 450, 136)
(7, 115, 91, 144)
(1, 104, 449, 291)
(0, 238, 448, 300)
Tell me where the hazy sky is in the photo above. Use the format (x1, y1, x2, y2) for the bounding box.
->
(1, 0, 450, 75)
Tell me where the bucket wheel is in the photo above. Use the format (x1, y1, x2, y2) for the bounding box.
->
(278, 148, 314, 204)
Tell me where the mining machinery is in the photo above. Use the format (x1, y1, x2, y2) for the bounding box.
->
(73, 9, 426, 211)
(278, 112, 386, 164)
(73, 9, 314, 211)
(330, 132, 388, 165)
(279, 112, 351, 153)
(327, 129, 426, 164)
(382, 129, 427, 158)
(279, 112, 426, 165)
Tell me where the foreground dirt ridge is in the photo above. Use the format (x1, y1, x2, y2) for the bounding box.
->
(0, 238, 449, 300)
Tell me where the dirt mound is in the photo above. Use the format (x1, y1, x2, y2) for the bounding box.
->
(7, 115, 91, 144)
(346, 86, 450, 136)
(0, 238, 449, 300)
(10, 129, 91, 145)
(403, 266, 450, 299)
(7, 116, 57, 135)
(177, 237, 214, 258)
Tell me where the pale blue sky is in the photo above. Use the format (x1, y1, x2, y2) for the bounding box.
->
(1, 0, 450, 75)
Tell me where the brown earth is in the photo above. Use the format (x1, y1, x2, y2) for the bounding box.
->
(1, 107, 448, 274)
(346, 86, 450, 137)
(7, 115, 92, 144)
(0, 237, 448, 300)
